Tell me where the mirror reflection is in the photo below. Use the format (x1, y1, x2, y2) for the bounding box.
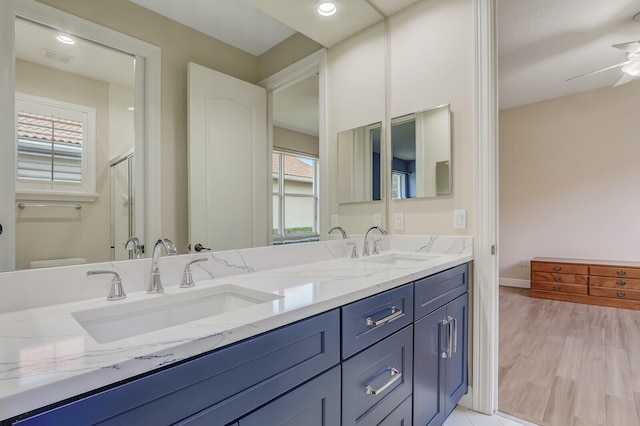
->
(337, 122, 382, 204)
(14, 18, 136, 269)
(391, 104, 451, 199)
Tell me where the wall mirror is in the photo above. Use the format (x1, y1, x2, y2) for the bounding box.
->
(390, 104, 451, 199)
(337, 122, 382, 204)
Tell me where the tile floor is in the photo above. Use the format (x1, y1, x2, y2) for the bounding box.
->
(445, 406, 535, 426)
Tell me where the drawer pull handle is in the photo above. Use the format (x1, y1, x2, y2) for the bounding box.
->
(553, 285, 562, 290)
(366, 306, 403, 327)
(617, 281, 627, 286)
(553, 275, 562, 281)
(617, 270, 627, 276)
(365, 367, 401, 395)
(450, 315, 458, 355)
(618, 291, 627, 297)
(553, 266, 562, 271)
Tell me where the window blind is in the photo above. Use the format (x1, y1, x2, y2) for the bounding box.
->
(17, 111, 83, 183)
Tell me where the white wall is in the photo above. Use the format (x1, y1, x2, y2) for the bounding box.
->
(387, 0, 475, 236)
(499, 80, 640, 283)
(326, 21, 386, 235)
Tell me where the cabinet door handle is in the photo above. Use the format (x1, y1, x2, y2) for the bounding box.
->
(366, 306, 403, 327)
(440, 319, 449, 359)
(449, 315, 458, 355)
(617, 291, 627, 297)
(365, 367, 401, 395)
(617, 270, 627, 276)
(553, 285, 562, 291)
(553, 275, 562, 281)
(617, 281, 627, 286)
(553, 266, 562, 271)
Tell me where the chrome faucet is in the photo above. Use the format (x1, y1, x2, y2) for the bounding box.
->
(87, 270, 126, 301)
(148, 238, 177, 293)
(124, 236, 143, 259)
(328, 226, 347, 239)
(363, 226, 386, 256)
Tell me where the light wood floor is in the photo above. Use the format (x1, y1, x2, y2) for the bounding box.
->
(499, 287, 640, 426)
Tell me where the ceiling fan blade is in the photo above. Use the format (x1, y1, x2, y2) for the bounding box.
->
(566, 61, 629, 81)
(613, 73, 634, 87)
(612, 40, 640, 54)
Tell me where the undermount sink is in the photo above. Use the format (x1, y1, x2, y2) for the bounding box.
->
(359, 252, 443, 265)
(72, 284, 282, 343)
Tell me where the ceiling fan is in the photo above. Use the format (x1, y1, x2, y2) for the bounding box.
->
(567, 40, 640, 87)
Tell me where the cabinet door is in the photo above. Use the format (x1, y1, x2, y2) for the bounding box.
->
(378, 396, 412, 426)
(444, 294, 468, 417)
(413, 306, 446, 426)
(239, 366, 340, 426)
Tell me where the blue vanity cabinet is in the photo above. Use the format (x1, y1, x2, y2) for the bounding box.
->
(238, 366, 341, 426)
(413, 264, 469, 426)
(8, 310, 340, 426)
(378, 396, 412, 426)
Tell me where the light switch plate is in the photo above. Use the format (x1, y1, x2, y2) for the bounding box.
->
(394, 213, 404, 230)
(331, 215, 339, 228)
(373, 213, 382, 226)
(453, 209, 467, 230)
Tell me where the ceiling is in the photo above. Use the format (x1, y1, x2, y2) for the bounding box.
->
(498, 0, 640, 109)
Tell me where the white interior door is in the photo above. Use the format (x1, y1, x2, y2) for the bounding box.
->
(188, 62, 268, 252)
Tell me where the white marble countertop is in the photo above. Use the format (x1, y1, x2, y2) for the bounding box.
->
(0, 238, 472, 420)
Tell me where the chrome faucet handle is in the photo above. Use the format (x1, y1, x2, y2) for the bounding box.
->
(180, 258, 208, 288)
(124, 236, 142, 259)
(87, 270, 126, 301)
(373, 239, 383, 255)
(347, 242, 359, 258)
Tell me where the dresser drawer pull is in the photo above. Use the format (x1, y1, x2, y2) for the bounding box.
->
(617, 291, 627, 297)
(553, 275, 562, 281)
(553, 285, 562, 290)
(553, 266, 562, 271)
(617, 270, 627, 276)
(366, 306, 403, 327)
(365, 367, 401, 395)
(617, 281, 627, 286)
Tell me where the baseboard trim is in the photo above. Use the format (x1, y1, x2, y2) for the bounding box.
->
(499, 278, 530, 289)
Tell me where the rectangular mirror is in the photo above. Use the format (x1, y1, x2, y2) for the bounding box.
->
(337, 122, 382, 204)
(391, 104, 451, 199)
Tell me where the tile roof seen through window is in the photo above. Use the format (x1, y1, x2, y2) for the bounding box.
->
(273, 154, 314, 179)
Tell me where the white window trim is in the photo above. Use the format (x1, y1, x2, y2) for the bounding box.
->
(15, 92, 98, 201)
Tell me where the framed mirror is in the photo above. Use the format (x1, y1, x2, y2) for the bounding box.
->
(390, 104, 451, 199)
(337, 122, 382, 204)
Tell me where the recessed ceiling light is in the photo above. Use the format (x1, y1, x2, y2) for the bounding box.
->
(317, 2, 338, 17)
(56, 34, 75, 45)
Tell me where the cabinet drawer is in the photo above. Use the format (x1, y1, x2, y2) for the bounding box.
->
(531, 271, 587, 285)
(342, 284, 413, 359)
(531, 261, 588, 275)
(414, 263, 468, 320)
(15, 310, 340, 426)
(590, 266, 640, 280)
(531, 281, 588, 295)
(378, 396, 412, 426)
(590, 276, 640, 290)
(590, 287, 640, 301)
(342, 325, 413, 426)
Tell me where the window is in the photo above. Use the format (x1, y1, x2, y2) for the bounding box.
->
(272, 151, 319, 243)
(392, 171, 408, 200)
(15, 93, 96, 200)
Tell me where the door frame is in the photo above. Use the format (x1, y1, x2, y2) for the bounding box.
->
(259, 49, 327, 245)
(0, 0, 161, 270)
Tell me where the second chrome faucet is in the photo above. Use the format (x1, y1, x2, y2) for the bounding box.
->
(148, 238, 177, 293)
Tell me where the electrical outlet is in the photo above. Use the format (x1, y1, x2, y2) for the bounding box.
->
(519, 258, 527, 267)
(331, 215, 339, 228)
(453, 209, 467, 230)
(394, 213, 404, 230)
(373, 214, 382, 227)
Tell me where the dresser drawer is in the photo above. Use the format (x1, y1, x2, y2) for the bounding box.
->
(342, 326, 413, 426)
(590, 287, 640, 301)
(531, 261, 588, 275)
(531, 281, 588, 295)
(531, 271, 587, 285)
(590, 266, 640, 280)
(342, 284, 413, 360)
(590, 276, 640, 290)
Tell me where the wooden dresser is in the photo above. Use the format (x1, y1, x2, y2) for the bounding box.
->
(530, 257, 640, 310)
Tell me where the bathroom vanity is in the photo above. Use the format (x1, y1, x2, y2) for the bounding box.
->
(0, 236, 472, 425)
